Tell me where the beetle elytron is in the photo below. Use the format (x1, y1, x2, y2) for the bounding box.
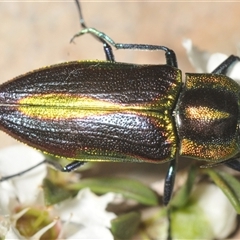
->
(1, 1, 240, 205)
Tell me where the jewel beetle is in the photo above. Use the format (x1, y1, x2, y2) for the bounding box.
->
(1, 1, 240, 206)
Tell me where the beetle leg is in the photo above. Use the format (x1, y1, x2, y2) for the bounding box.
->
(62, 160, 85, 172)
(103, 42, 115, 61)
(201, 158, 240, 172)
(164, 157, 178, 240)
(224, 158, 240, 172)
(164, 158, 177, 239)
(72, 1, 115, 62)
(167, 208, 173, 240)
(0, 159, 84, 182)
(212, 55, 240, 75)
(0, 159, 47, 181)
(72, 0, 178, 66)
(113, 43, 178, 68)
(74, 0, 87, 29)
(163, 156, 178, 206)
(71, 28, 178, 67)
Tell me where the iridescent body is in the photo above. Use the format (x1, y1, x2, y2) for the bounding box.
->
(0, 59, 239, 166)
(0, 61, 181, 163)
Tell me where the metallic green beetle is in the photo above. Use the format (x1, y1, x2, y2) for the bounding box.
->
(1, 2, 240, 206)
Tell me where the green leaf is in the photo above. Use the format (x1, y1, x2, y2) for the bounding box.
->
(171, 203, 213, 239)
(68, 177, 158, 206)
(206, 169, 240, 213)
(170, 164, 197, 208)
(43, 178, 73, 206)
(111, 212, 141, 240)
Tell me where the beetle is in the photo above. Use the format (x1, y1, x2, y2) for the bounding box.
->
(1, 1, 240, 206)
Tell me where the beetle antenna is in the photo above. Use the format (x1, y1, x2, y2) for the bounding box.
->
(73, 0, 115, 61)
(75, 0, 87, 29)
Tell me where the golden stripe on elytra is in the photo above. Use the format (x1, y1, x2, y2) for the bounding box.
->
(185, 106, 230, 120)
(17, 93, 169, 119)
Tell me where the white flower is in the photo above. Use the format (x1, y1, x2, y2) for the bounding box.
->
(0, 145, 117, 239)
(0, 145, 53, 239)
(192, 184, 237, 239)
(56, 188, 116, 239)
(183, 39, 240, 82)
(0, 145, 47, 206)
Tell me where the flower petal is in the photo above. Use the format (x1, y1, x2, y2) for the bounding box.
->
(56, 188, 116, 227)
(183, 39, 240, 83)
(0, 181, 16, 214)
(182, 39, 211, 73)
(193, 184, 237, 239)
(0, 145, 47, 204)
(66, 225, 114, 240)
(4, 226, 24, 240)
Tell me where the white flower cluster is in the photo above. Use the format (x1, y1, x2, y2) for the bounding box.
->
(0, 145, 116, 239)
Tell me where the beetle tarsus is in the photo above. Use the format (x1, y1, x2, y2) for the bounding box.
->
(63, 160, 85, 172)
